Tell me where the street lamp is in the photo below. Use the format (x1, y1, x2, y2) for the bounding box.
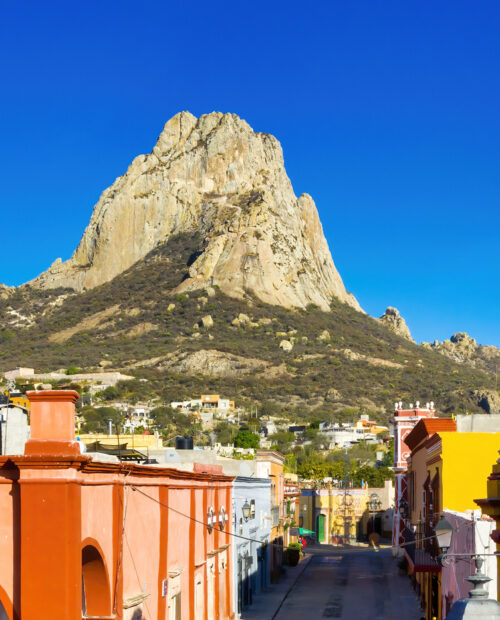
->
(242, 500, 251, 522)
(368, 493, 382, 512)
(367, 493, 382, 537)
(435, 516, 453, 553)
(398, 498, 409, 520)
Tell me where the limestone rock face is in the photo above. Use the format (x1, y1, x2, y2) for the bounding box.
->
(160, 349, 269, 377)
(201, 315, 213, 328)
(0, 284, 13, 300)
(379, 307, 414, 342)
(29, 112, 360, 312)
(427, 332, 500, 367)
(471, 389, 500, 414)
(433, 332, 478, 363)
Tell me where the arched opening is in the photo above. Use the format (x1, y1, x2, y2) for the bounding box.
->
(0, 601, 9, 620)
(82, 544, 111, 616)
(0, 585, 13, 620)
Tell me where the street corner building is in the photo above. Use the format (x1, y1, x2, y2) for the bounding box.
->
(394, 408, 500, 620)
(0, 390, 236, 620)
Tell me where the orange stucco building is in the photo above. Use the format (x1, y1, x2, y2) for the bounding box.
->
(0, 390, 235, 620)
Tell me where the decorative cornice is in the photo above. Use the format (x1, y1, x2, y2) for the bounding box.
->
(26, 389, 79, 403)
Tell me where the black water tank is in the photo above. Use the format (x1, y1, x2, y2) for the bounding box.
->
(175, 436, 187, 450)
(175, 435, 194, 450)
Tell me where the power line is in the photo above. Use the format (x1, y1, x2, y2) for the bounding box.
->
(129, 485, 279, 548)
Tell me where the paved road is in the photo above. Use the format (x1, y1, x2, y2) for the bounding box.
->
(274, 545, 423, 620)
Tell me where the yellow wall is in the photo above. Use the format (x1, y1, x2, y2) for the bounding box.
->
(441, 432, 500, 512)
(78, 433, 161, 449)
(269, 460, 285, 541)
(299, 494, 314, 531)
(300, 490, 369, 542)
(8, 395, 30, 410)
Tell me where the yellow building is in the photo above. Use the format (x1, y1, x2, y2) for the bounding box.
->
(7, 392, 30, 411)
(256, 451, 288, 581)
(405, 418, 500, 619)
(355, 415, 389, 436)
(77, 433, 162, 450)
(299, 486, 369, 543)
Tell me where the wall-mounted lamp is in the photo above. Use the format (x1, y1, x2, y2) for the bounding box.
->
(398, 498, 409, 520)
(242, 500, 251, 522)
(434, 516, 453, 553)
(368, 493, 382, 513)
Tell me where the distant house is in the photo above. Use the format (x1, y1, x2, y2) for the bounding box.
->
(171, 394, 235, 418)
(4, 367, 35, 381)
(288, 425, 306, 436)
(7, 391, 30, 411)
(317, 415, 387, 449)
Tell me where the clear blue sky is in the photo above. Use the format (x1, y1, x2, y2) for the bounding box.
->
(1, 1, 499, 346)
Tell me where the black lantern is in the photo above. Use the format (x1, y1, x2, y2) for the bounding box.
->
(242, 500, 251, 522)
(368, 493, 382, 513)
(398, 498, 409, 520)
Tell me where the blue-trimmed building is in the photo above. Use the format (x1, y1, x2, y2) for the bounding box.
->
(232, 476, 272, 616)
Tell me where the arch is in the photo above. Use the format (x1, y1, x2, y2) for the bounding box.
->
(81, 541, 112, 616)
(0, 585, 13, 620)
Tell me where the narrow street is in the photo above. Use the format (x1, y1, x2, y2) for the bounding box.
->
(244, 544, 423, 620)
(275, 545, 422, 620)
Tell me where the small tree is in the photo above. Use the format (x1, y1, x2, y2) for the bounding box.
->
(234, 429, 260, 449)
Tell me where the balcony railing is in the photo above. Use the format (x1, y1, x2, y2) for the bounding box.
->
(403, 526, 439, 573)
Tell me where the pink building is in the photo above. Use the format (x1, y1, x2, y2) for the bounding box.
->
(392, 401, 435, 551)
(0, 390, 235, 620)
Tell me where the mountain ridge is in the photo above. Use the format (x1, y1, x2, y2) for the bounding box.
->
(27, 111, 360, 312)
(0, 233, 498, 419)
(0, 113, 498, 418)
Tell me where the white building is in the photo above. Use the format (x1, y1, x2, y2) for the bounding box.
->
(4, 367, 35, 381)
(171, 394, 235, 418)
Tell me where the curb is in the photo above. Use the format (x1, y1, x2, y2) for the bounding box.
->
(270, 554, 313, 619)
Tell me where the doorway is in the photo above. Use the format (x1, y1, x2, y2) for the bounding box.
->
(316, 514, 325, 543)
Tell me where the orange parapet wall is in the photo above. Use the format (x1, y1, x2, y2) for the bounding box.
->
(0, 390, 236, 620)
(25, 389, 80, 455)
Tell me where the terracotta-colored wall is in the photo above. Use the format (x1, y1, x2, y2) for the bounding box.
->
(0, 482, 16, 616)
(0, 391, 236, 620)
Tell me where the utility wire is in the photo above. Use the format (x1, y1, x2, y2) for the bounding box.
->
(130, 485, 279, 548)
(113, 471, 132, 616)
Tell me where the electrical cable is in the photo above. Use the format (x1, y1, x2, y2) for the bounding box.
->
(124, 527, 152, 619)
(129, 485, 282, 548)
(113, 470, 132, 616)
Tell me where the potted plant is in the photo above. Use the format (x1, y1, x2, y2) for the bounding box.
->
(287, 542, 302, 567)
